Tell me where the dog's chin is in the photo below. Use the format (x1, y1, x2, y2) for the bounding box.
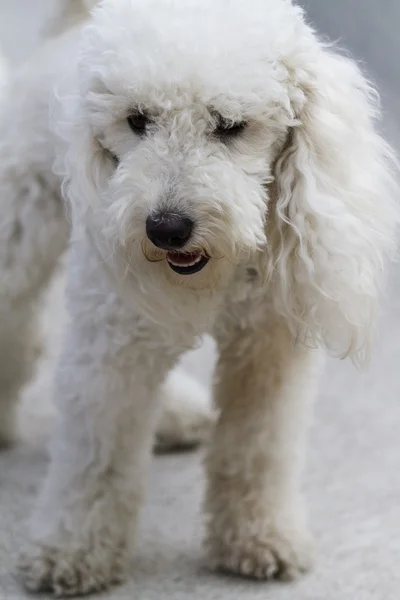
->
(140, 239, 235, 291)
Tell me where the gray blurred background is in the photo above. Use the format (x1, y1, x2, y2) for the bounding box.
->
(304, 0, 400, 144)
(0, 2, 399, 600)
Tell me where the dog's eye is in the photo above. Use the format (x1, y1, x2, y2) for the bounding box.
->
(127, 112, 150, 136)
(215, 115, 247, 139)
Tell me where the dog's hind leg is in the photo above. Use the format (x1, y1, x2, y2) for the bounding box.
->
(0, 171, 68, 445)
(205, 300, 323, 581)
(155, 368, 216, 452)
(0, 146, 69, 445)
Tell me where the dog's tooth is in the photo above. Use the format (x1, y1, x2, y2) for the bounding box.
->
(167, 254, 202, 268)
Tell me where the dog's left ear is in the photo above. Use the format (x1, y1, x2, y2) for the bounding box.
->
(270, 49, 399, 362)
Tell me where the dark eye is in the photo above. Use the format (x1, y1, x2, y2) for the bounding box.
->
(215, 115, 247, 139)
(127, 111, 150, 136)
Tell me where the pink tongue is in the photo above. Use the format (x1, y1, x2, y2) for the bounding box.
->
(167, 252, 200, 265)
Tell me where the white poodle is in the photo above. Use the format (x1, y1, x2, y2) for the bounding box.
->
(0, 0, 398, 595)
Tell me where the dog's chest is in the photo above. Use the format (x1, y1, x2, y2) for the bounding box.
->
(212, 264, 268, 335)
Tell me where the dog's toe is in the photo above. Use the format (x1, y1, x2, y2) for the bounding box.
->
(18, 551, 54, 593)
(18, 542, 126, 596)
(207, 524, 314, 582)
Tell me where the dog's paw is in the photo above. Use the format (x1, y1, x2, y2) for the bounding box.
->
(155, 369, 216, 452)
(207, 523, 314, 581)
(18, 541, 126, 597)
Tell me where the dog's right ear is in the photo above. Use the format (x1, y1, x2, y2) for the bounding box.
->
(268, 48, 399, 363)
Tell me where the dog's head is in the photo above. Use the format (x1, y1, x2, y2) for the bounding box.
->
(61, 0, 398, 357)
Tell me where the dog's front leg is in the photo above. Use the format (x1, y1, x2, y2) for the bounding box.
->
(206, 305, 322, 581)
(18, 242, 178, 597)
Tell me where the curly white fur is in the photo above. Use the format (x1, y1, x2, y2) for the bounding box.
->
(0, 0, 397, 595)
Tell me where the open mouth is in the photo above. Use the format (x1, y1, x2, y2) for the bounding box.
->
(166, 251, 210, 275)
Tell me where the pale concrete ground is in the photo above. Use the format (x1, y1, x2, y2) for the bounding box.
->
(0, 2, 399, 599)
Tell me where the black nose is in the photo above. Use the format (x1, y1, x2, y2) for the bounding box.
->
(146, 212, 193, 250)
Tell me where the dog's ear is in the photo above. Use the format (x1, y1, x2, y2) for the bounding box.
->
(269, 49, 399, 363)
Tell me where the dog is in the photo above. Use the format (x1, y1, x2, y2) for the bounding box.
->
(0, 0, 398, 595)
